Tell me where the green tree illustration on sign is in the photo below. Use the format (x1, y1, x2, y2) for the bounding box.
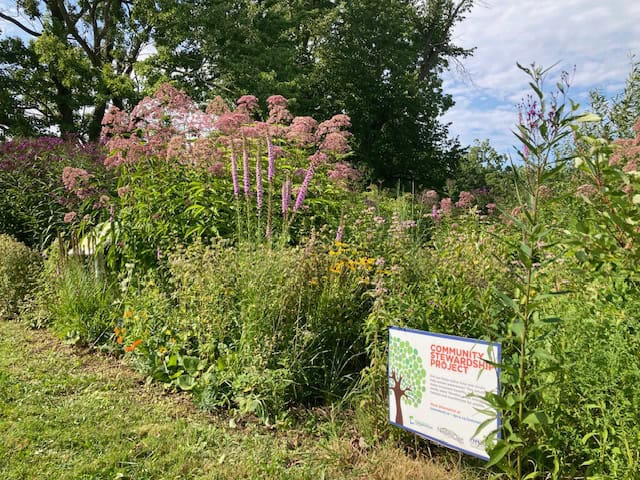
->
(389, 336, 427, 425)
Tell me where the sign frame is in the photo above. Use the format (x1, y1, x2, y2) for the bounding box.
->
(388, 326, 502, 460)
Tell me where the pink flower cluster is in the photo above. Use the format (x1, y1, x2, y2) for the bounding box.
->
(455, 191, 475, 209)
(62, 167, 94, 199)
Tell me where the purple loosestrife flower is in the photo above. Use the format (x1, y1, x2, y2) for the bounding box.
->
(282, 177, 291, 215)
(266, 136, 275, 183)
(431, 205, 440, 222)
(242, 139, 251, 198)
(293, 162, 315, 213)
(230, 143, 239, 198)
(256, 149, 263, 210)
(335, 224, 344, 242)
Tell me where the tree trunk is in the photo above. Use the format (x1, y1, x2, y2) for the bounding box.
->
(53, 78, 75, 137)
(88, 102, 107, 141)
(390, 375, 404, 425)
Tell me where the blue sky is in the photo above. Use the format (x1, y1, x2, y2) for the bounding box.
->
(441, 0, 640, 155)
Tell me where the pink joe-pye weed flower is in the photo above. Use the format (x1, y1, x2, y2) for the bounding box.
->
(236, 95, 259, 113)
(206, 95, 230, 116)
(320, 132, 351, 155)
(62, 167, 93, 191)
(287, 116, 318, 147)
(63, 211, 77, 223)
(215, 111, 249, 135)
(316, 114, 352, 139)
(267, 95, 293, 125)
(327, 162, 362, 189)
(421, 190, 439, 207)
(455, 191, 475, 209)
(207, 161, 225, 177)
(440, 198, 453, 215)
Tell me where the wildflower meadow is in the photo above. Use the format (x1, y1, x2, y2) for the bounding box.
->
(1, 42, 640, 480)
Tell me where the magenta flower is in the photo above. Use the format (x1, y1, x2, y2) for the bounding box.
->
(335, 224, 344, 242)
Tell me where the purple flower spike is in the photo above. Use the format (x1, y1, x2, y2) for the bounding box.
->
(230, 145, 239, 198)
(282, 178, 291, 216)
(267, 136, 275, 183)
(431, 205, 440, 222)
(293, 162, 315, 213)
(242, 140, 250, 198)
(256, 150, 263, 210)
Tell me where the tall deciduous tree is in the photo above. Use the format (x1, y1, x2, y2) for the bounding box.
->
(0, 0, 153, 139)
(145, 0, 474, 186)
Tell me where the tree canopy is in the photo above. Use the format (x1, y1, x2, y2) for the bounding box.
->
(0, 0, 154, 139)
(1, 0, 475, 185)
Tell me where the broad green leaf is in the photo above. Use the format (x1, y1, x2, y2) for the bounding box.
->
(486, 440, 510, 468)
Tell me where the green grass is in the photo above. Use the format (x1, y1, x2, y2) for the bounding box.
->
(0, 320, 475, 480)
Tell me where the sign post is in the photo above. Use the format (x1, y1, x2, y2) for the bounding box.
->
(388, 326, 501, 460)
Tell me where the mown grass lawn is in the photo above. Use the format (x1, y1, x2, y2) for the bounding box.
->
(0, 320, 473, 480)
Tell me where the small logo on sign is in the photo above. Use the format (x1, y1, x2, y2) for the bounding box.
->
(438, 427, 464, 445)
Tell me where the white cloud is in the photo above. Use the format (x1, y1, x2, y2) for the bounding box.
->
(442, 0, 640, 152)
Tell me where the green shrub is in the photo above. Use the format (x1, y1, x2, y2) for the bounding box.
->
(0, 234, 42, 318)
(116, 238, 378, 421)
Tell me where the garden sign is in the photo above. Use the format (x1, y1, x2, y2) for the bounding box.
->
(388, 326, 501, 460)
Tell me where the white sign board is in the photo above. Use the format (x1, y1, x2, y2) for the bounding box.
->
(388, 326, 500, 460)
